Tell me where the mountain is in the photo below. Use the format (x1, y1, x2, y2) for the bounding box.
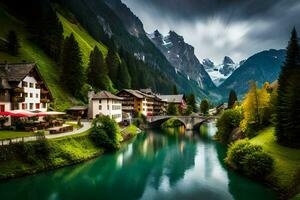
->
(148, 30, 216, 91)
(59, 0, 213, 98)
(219, 49, 286, 97)
(202, 56, 240, 86)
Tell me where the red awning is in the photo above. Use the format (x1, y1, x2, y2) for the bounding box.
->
(0, 111, 13, 116)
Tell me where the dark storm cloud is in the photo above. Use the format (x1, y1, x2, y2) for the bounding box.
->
(122, 0, 300, 63)
(127, 0, 299, 21)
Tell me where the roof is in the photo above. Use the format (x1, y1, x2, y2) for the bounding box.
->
(158, 95, 184, 103)
(118, 89, 144, 99)
(0, 63, 36, 82)
(0, 78, 12, 89)
(91, 91, 123, 100)
(0, 63, 53, 99)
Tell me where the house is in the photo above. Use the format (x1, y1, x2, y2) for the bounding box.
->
(158, 94, 186, 111)
(117, 89, 164, 117)
(88, 91, 123, 123)
(0, 62, 53, 113)
(139, 88, 165, 115)
(66, 106, 88, 119)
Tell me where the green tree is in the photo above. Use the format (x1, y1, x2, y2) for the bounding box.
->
(90, 115, 121, 151)
(5, 30, 20, 56)
(200, 99, 209, 115)
(61, 34, 84, 97)
(276, 28, 300, 147)
(173, 85, 178, 95)
(117, 59, 131, 89)
(228, 90, 238, 109)
(216, 107, 243, 143)
(167, 103, 178, 115)
(186, 94, 197, 112)
(106, 45, 120, 85)
(87, 46, 112, 91)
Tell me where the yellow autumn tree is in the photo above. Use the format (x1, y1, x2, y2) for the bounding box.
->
(240, 81, 270, 135)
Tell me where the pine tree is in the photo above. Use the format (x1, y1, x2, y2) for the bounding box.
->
(228, 90, 238, 109)
(106, 47, 120, 85)
(173, 85, 178, 95)
(276, 28, 300, 147)
(5, 30, 20, 56)
(61, 34, 84, 97)
(167, 103, 178, 115)
(117, 59, 131, 89)
(87, 46, 112, 90)
(186, 94, 197, 112)
(200, 99, 209, 115)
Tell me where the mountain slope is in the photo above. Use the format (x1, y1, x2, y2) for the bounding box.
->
(203, 56, 240, 86)
(0, 5, 110, 110)
(148, 30, 216, 90)
(0, 6, 77, 110)
(66, 0, 214, 98)
(219, 49, 286, 97)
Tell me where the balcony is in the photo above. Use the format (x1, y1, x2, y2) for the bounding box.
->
(40, 98, 50, 103)
(41, 89, 49, 94)
(12, 96, 25, 103)
(14, 87, 25, 94)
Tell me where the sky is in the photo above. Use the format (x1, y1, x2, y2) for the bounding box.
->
(122, 0, 300, 64)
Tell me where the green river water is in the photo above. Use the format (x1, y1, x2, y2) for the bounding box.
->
(0, 122, 276, 200)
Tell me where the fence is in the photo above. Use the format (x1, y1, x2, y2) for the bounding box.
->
(0, 135, 46, 146)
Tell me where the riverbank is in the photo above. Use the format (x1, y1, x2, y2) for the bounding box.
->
(0, 125, 140, 180)
(249, 127, 300, 199)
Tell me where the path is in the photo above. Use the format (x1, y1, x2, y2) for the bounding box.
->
(46, 121, 91, 139)
(0, 122, 92, 146)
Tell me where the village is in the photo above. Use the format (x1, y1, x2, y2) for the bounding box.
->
(0, 62, 195, 141)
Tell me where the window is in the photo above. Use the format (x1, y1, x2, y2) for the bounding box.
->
(30, 93, 33, 98)
(22, 81, 28, 87)
(29, 103, 33, 110)
(42, 103, 46, 109)
(99, 105, 102, 110)
(107, 105, 110, 110)
(36, 103, 40, 109)
(22, 103, 27, 110)
(99, 100, 102, 104)
(0, 105, 5, 112)
(25, 93, 28, 98)
(36, 93, 39, 98)
(29, 83, 34, 88)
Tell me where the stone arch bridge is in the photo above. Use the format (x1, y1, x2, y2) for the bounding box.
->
(147, 115, 213, 130)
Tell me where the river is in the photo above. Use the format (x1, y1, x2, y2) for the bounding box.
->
(0, 122, 276, 200)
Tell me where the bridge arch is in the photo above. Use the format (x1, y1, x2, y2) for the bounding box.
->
(149, 117, 186, 128)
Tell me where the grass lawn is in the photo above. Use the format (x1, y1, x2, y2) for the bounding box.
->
(250, 127, 300, 195)
(122, 125, 139, 136)
(0, 131, 35, 140)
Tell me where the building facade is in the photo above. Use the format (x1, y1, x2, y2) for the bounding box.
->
(0, 63, 52, 113)
(88, 91, 123, 123)
(117, 89, 165, 117)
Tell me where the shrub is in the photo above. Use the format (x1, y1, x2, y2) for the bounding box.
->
(216, 107, 243, 143)
(225, 139, 262, 169)
(225, 139, 274, 179)
(90, 115, 121, 151)
(242, 151, 274, 178)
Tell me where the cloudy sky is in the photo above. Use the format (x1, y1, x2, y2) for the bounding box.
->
(122, 0, 300, 64)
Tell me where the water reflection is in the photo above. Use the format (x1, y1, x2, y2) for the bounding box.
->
(0, 123, 276, 200)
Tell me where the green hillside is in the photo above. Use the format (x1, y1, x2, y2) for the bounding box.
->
(57, 11, 107, 67)
(0, 6, 108, 110)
